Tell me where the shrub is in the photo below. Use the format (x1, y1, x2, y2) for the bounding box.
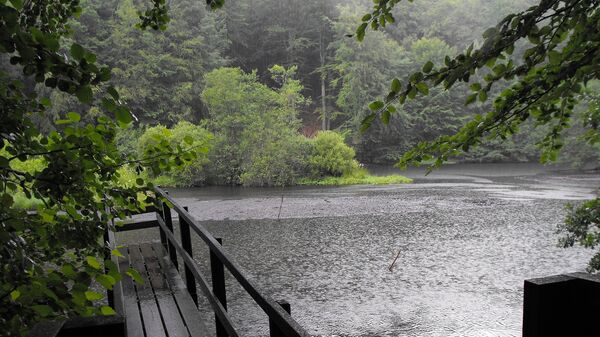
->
(240, 134, 310, 186)
(137, 121, 213, 186)
(307, 131, 359, 177)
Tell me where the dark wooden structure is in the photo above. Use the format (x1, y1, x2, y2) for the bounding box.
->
(107, 187, 309, 337)
(522, 272, 600, 337)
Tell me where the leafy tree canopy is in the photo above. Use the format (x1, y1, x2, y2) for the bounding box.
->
(359, 0, 599, 167)
(357, 0, 600, 271)
(0, 0, 202, 334)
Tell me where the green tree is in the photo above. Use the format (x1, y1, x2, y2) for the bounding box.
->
(359, 0, 600, 270)
(71, 0, 229, 124)
(0, 1, 197, 335)
(201, 66, 308, 186)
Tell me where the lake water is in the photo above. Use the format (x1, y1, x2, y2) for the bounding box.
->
(118, 163, 600, 337)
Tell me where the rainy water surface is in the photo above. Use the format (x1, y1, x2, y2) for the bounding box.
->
(118, 163, 600, 337)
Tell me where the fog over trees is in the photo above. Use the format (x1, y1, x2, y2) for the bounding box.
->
(24, 0, 599, 167)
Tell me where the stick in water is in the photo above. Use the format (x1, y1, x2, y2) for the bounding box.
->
(277, 194, 284, 221)
(389, 249, 401, 272)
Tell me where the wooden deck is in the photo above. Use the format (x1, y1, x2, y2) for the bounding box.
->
(120, 242, 208, 337)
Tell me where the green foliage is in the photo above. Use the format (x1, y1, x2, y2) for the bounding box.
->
(137, 122, 213, 186)
(240, 134, 311, 187)
(202, 67, 307, 186)
(307, 131, 359, 177)
(559, 198, 600, 272)
(361, 0, 600, 170)
(299, 168, 412, 186)
(73, 0, 229, 124)
(0, 1, 196, 335)
(358, 0, 600, 270)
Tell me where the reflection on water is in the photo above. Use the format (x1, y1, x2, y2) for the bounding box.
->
(118, 163, 600, 337)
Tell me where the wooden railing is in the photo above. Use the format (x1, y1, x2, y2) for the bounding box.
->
(146, 187, 310, 337)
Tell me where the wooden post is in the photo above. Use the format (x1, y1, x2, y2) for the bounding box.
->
(103, 227, 114, 309)
(211, 237, 227, 337)
(522, 273, 600, 337)
(181, 206, 197, 305)
(269, 300, 291, 337)
(162, 201, 178, 270)
(158, 204, 167, 252)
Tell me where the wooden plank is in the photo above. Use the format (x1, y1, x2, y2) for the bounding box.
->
(116, 219, 159, 232)
(60, 316, 125, 337)
(152, 242, 210, 337)
(26, 320, 64, 337)
(119, 247, 144, 337)
(139, 243, 190, 337)
(128, 244, 168, 337)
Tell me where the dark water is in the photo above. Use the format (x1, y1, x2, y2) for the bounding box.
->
(118, 163, 600, 337)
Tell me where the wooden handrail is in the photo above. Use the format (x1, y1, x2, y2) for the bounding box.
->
(155, 187, 310, 337)
(156, 215, 241, 337)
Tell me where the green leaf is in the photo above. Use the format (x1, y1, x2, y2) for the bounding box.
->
(10, 290, 20, 301)
(466, 93, 477, 105)
(70, 43, 85, 61)
(111, 248, 124, 258)
(40, 97, 52, 107)
(469, 83, 482, 91)
(422, 61, 434, 73)
(67, 112, 81, 123)
(96, 274, 116, 290)
(107, 86, 120, 100)
(76, 85, 93, 104)
(368, 100, 384, 111)
(482, 27, 498, 38)
(115, 107, 133, 125)
(356, 23, 367, 42)
(127, 268, 144, 284)
(101, 306, 116, 315)
(415, 83, 429, 95)
(9, 0, 23, 10)
(361, 14, 371, 21)
(382, 109, 391, 124)
(390, 78, 401, 93)
(548, 51, 561, 65)
(84, 291, 104, 301)
(479, 91, 488, 102)
(183, 135, 194, 145)
(360, 113, 377, 133)
(32, 305, 53, 317)
(86, 256, 101, 270)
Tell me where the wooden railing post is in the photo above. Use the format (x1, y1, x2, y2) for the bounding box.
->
(103, 227, 114, 309)
(269, 300, 291, 337)
(158, 202, 168, 252)
(162, 201, 178, 270)
(211, 237, 227, 337)
(181, 206, 198, 305)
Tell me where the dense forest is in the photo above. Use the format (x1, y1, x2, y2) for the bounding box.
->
(15, 0, 600, 186)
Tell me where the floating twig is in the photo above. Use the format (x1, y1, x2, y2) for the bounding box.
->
(389, 249, 401, 272)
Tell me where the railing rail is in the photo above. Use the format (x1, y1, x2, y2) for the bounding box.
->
(154, 187, 310, 337)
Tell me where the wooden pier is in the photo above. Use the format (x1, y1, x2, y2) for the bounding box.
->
(102, 187, 310, 337)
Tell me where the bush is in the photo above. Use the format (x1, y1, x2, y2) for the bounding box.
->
(137, 121, 213, 186)
(307, 131, 359, 177)
(240, 134, 310, 186)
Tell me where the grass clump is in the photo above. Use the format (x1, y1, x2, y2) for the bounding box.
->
(299, 168, 412, 186)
